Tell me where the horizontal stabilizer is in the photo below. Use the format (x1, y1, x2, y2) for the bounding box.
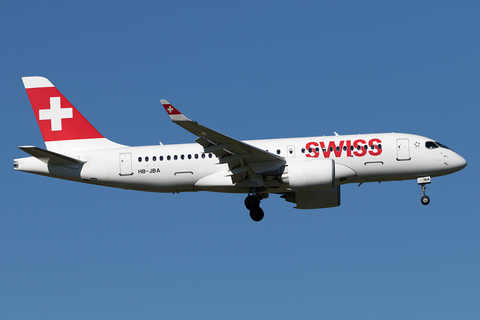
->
(18, 146, 85, 165)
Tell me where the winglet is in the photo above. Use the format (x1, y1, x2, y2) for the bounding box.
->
(160, 100, 190, 122)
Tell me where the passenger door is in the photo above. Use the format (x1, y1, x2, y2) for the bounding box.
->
(119, 153, 133, 176)
(396, 139, 410, 161)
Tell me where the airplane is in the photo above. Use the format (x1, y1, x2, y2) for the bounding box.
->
(14, 76, 467, 221)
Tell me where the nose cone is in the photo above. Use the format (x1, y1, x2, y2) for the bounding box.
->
(451, 152, 467, 172)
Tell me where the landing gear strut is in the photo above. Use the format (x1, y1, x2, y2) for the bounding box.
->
(418, 176, 431, 206)
(245, 191, 267, 222)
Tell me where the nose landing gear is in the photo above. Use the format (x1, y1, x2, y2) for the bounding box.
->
(418, 176, 431, 205)
(245, 191, 268, 222)
(420, 187, 430, 205)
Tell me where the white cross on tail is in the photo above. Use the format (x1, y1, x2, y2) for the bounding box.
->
(39, 97, 73, 131)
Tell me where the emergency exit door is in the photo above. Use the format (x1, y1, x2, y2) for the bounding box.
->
(287, 145, 295, 158)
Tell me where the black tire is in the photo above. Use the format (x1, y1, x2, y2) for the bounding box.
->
(249, 207, 264, 222)
(245, 195, 260, 210)
(421, 195, 430, 205)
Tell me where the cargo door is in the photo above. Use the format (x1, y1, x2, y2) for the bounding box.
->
(175, 171, 194, 191)
(365, 161, 384, 181)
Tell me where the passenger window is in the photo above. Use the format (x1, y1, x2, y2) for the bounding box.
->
(301, 148, 305, 153)
(138, 157, 142, 162)
(160, 156, 164, 161)
(167, 155, 171, 161)
(181, 155, 185, 160)
(153, 156, 156, 161)
(202, 153, 205, 159)
(209, 153, 213, 158)
(188, 154, 192, 159)
(195, 154, 199, 159)
(277, 149, 281, 154)
(174, 155, 178, 160)
(145, 156, 149, 162)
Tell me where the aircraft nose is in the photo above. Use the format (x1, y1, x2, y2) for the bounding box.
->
(452, 152, 467, 172)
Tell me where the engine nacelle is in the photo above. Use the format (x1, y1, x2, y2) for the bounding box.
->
(280, 158, 335, 191)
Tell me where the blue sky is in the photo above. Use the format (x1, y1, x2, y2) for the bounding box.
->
(1, 1, 479, 319)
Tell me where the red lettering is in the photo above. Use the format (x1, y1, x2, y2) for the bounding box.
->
(368, 138, 382, 156)
(307, 138, 382, 158)
(346, 140, 352, 157)
(320, 141, 344, 158)
(353, 139, 367, 157)
(319, 141, 329, 158)
(334, 140, 344, 157)
(319, 142, 328, 158)
(305, 142, 319, 158)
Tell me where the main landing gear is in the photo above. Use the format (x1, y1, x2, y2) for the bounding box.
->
(418, 176, 431, 205)
(244, 191, 267, 222)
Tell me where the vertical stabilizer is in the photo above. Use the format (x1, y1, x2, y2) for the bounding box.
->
(22, 76, 125, 153)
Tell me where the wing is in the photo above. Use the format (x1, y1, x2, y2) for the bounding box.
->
(160, 100, 286, 185)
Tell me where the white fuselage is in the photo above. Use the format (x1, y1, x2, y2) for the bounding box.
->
(14, 132, 467, 194)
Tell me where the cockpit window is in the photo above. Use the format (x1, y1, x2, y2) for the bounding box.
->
(436, 142, 451, 150)
(425, 141, 438, 149)
(426, 141, 451, 150)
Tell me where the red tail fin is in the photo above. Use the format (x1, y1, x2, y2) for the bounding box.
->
(22, 76, 124, 152)
(23, 76, 104, 142)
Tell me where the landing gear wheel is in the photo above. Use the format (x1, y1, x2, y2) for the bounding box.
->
(250, 207, 264, 222)
(245, 195, 260, 210)
(419, 180, 430, 206)
(421, 195, 430, 205)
